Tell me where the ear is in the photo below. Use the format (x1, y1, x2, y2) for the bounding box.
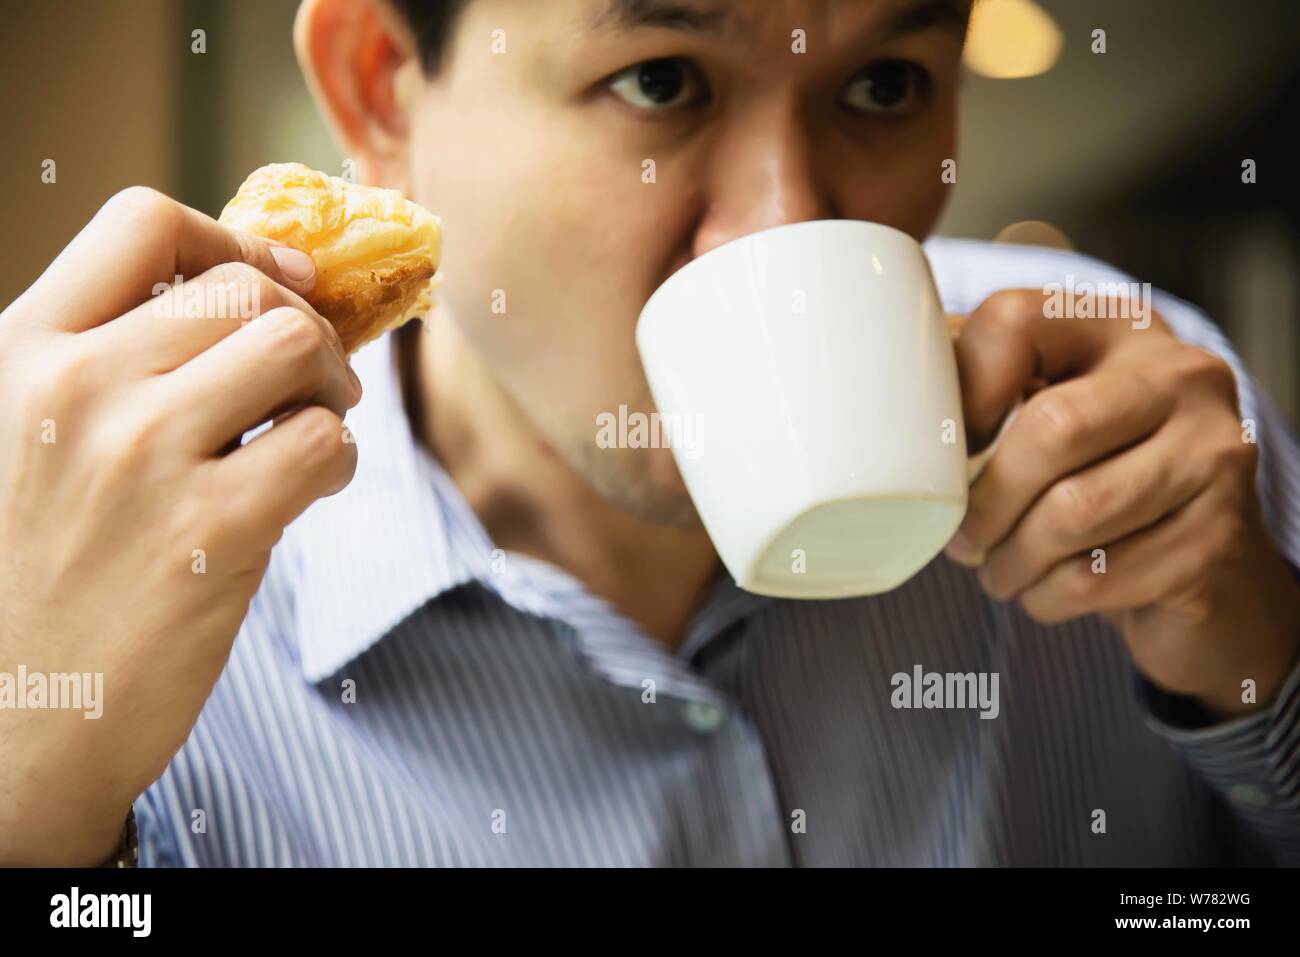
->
(293, 0, 424, 191)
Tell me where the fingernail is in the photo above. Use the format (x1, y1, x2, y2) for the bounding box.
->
(347, 363, 363, 399)
(945, 531, 986, 567)
(269, 245, 316, 287)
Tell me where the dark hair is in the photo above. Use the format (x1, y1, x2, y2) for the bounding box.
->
(389, 0, 471, 74)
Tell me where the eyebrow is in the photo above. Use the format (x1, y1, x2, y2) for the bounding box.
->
(878, 0, 971, 41)
(588, 0, 747, 37)
(587, 0, 971, 43)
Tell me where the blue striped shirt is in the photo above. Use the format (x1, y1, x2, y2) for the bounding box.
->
(136, 237, 1300, 866)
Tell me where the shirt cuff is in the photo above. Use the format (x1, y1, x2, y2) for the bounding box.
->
(1136, 650, 1300, 862)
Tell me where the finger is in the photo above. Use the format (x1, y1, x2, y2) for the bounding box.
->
(9, 187, 315, 332)
(157, 306, 359, 455)
(86, 260, 348, 377)
(1014, 488, 1223, 626)
(949, 367, 1177, 563)
(956, 289, 1130, 446)
(975, 415, 1213, 600)
(211, 405, 358, 545)
(950, 305, 1047, 400)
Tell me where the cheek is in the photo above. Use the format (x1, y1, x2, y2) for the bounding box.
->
(861, 158, 949, 239)
(838, 107, 957, 240)
(410, 102, 680, 413)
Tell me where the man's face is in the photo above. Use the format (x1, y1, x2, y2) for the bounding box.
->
(404, 0, 967, 524)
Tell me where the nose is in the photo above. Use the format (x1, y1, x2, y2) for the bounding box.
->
(690, 105, 837, 260)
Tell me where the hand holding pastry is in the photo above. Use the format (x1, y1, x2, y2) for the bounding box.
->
(0, 185, 362, 864)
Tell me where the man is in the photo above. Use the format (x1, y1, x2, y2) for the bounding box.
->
(1, 0, 1297, 866)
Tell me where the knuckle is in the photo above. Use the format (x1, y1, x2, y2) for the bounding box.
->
(1045, 477, 1097, 541)
(980, 289, 1041, 331)
(294, 406, 347, 465)
(101, 186, 181, 238)
(229, 229, 272, 269)
(1171, 574, 1217, 626)
(196, 262, 274, 321)
(261, 307, 325, 362)
(106, 408, 168, 463)
(1209, 431, 1258, 478)
(1207, 506, 1249, 565)
(1175, 347, 1238, 396)
(1020, 592, 1068, 627)
(203, 259, 264, 289)
(1063, 557, 1104, 604)
(38, 342, 96, 403)
(1233, 439, 1261, 481)
(104, 185, 167, 214)
(1025, 390, 1092, 452)
(169, 485, 220, 551)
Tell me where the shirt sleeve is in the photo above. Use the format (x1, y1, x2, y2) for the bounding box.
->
(926, 237, 1300, 864)
(133, 787, 184, 868)
(1093, 275, 1300, 866)
(1137, 662, 1300, 865)
(1139, 284, 1300, 863)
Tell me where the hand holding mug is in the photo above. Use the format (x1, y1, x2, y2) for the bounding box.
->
(947, 288, 1300, 717)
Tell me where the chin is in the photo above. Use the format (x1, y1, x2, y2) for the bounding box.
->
(569, 440, 702, 528)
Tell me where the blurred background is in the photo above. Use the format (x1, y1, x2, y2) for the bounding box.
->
(3, 0, 1298, 423)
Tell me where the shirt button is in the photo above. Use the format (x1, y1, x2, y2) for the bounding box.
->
(1228, 784, 1271, 808)
(681, 701, 724, 734)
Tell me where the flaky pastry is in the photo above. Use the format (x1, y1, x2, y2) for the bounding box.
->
(219, 162, 442, 354)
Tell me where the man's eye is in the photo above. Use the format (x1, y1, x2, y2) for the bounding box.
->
(840, 60, 930, 116)
(608, 58, 708, 111)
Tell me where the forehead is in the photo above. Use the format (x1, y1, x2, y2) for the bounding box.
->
(584, 0, 971, 40)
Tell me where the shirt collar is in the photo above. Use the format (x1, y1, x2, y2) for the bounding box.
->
(288, 330, 771, 695)
(289, 331, 474, 682)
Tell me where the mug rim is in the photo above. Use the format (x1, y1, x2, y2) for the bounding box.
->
(637, 217, 925, 331)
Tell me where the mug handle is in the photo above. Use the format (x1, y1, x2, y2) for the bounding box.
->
(966, 399, 1020, 483)
(948, 313, 1021, 484)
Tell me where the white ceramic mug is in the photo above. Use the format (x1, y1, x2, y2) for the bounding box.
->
(636, 219, 1013, 599)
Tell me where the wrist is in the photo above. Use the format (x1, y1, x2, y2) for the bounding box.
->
(1198, 574, 1300, 720)
(0, 791, 136, 867)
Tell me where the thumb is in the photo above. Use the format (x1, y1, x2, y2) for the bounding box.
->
(237, 234, 317, 297)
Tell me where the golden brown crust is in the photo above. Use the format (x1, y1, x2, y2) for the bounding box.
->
(218, 163, 442, 354)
